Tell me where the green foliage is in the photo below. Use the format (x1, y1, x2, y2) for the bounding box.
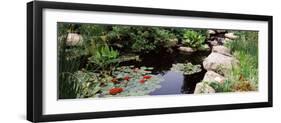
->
(107, 26, 131, 41)
(182, 30, 206, 48)
(79, 24, 109, 46)
(129, 27, 178, 53)
(209, 80, 233, 92)
(207, 31, 258, 93)
(98, 66, 163, 97)
(219, 31, 259, 92)
(70, 66, 163, 98)
(233, 51, 258, 84)
(170, 62, 202, 75)
(225, 31, 258, 86)
(88, 44, 120, 72)
(130, 33, 156, 53)
(153, 28, 178, 48)
(58, 23, 80, 34)
(73, 71, 104, 98)
(58, 35, 82, 99)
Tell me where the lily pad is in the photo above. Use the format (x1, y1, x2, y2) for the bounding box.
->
(171, 62, 202, 75)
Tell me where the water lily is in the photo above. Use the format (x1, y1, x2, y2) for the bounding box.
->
(139, 79, 146, 84)
(143, 75, 152, 79)
(109, 87, 123, 95)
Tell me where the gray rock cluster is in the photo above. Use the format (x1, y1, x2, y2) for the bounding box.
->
(206, 30, 238, 46)
(194, 30, 239, 94)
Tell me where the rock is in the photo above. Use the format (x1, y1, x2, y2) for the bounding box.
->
(207, 40, 219, 46)
(225, 38, 232, 41)
(66, 33, 83, 46)
(217, 37, 225, 44)
(178, 46, 196, 53)
(203, 52, 239, 75)
(207, 30, 216, 35)
(113, 43, 124, 48)
(194, 82, 215, 94)
(203, 71, 225, 83)
(225, 33, 238, 39)
(212, 46, 231, 56)
(223, 38, 232, 44)
(216, 30, 227, 33)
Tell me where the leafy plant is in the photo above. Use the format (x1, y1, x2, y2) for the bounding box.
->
(131, 34, 156, 53)
(73, 71, 104, 98)
(79, 24, 109, 46)
(170, 62, 202, 75)
(58, 35, 83, 99)
(209, 80, 233, 92)
(153, 28, 178, 48)
(88, 44, 120, 73)
(182, 30, 206, 49)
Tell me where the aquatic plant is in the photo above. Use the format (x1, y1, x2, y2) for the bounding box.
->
(88, 44, 120, 72)
(171, 62, 202, 75)
(109, 87, 124, 95)
(73, 71, 103, 98)
(96, 66, 163, 97)
(69, 66, 163, 98)
(182, 30, 206, 49)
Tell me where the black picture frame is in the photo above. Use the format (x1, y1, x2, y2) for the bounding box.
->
(27, 1, 273, 122)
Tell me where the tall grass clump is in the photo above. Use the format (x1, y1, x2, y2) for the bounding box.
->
(58, 34, 83, 99)
(225, 31, 258, 91)
(58, 23, 86, 99)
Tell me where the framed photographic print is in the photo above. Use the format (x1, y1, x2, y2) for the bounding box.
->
(27, 1, 273, 122)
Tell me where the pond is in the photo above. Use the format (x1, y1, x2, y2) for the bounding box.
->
(120, 50, 210, 95)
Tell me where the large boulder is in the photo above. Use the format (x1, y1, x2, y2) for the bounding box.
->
(178, 46, 196, 53)
(212, 45, 231, 56)
(194, 82, 215, 94)
(203, 52, 239, 75)
(66, 33, 83, 46)
(207, 40, 219, 46)
(225, 33, 238, 39)
(207, 30, 216, 35)
(203, 71, 225, 83)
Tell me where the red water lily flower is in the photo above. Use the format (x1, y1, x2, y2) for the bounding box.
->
(143, 75, 152, 79)
(124, 76, 130, 81)
(109, 87, 123, 95)
(139, 79, 146, 84)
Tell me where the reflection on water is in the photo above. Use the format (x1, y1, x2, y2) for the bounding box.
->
(150, 71, 183, 95)
(120, 50, 210, 95)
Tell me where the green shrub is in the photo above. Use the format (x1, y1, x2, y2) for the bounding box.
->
(182, 30, 206, 49)
(88, 44, 120, 72)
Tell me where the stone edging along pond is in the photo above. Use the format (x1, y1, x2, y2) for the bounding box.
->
(194, 30, 239, 94)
